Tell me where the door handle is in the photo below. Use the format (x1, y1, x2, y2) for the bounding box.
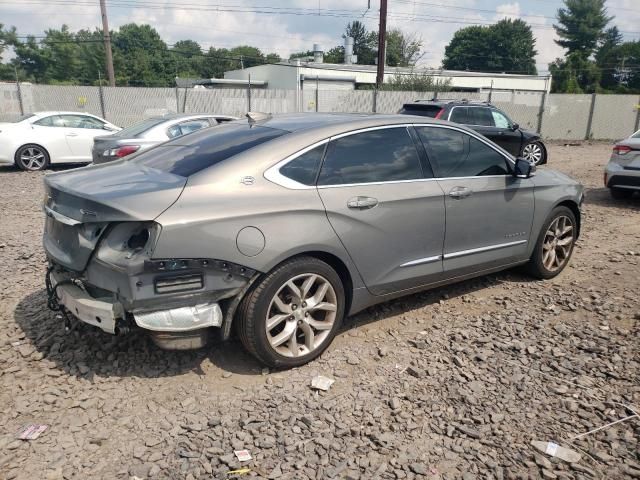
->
(66, 133, 78, 137)
(347, 196, 378, 210)
(448, 187, 472, 199)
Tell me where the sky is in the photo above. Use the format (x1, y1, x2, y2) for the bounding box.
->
(1, 0, 639, 74)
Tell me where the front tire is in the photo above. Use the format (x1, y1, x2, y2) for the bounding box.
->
(610, 188, 633, 200)
(15, 144, 50, 171)
(527, 206, 577, 279)
(521, 141, 546, 165)
(236, 256, 345, 368)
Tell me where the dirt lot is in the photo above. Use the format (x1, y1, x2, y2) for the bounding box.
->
(0, 143, 638, 480)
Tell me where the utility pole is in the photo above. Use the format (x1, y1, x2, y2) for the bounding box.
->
(376, 0, 388, 88)
(100, 0, 116, 86)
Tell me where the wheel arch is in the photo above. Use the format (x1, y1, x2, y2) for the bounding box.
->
(14, 143, 51, 167)
(555, 199, 581, 239)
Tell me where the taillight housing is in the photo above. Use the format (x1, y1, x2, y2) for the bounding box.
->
(104, 145, 140, 158)
(435, 108, 445, 119)
(613, 145, 632, 155)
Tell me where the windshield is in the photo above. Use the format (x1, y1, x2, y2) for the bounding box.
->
(131, 123, 288, 177)
(116, 117, 169, 137)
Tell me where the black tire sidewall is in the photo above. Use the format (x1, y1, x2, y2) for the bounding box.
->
(15, 144, 50, 171)
(240, 257, 345, 368)
(529, 206, 577, 279)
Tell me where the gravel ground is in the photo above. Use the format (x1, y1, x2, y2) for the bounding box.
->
(0, 143, 638, 480)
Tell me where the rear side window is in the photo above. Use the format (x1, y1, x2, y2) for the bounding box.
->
(467, 107, 494, 126)
(399, 104, 442, 118)
(318, 128, 423, 186)
(280, 144, 325, 186)
(449, 107, 468, 124)
(416, 127, 509, 177)
(133, 124, 287, 177)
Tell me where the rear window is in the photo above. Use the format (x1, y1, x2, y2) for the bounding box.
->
(132, 123, 287, 177)
(117, 117, 169, 137)
(399, 104, 442, 118)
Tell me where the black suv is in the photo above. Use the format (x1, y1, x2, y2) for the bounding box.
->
(399, 99, 547, 165)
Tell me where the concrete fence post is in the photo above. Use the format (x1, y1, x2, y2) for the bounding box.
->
(98, 83, 107, 120)
(182, 87, 188, 113)
(537, 91, 547, 134)
(315, 76, 319, 113)
(16, 81, 24, 116)
(247, 74, 252, 112)
(372, 88, 378, 113)
(175, 86, 180, 113)
(585, 93, 597, 140)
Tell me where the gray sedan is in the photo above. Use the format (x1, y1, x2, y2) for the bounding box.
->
(605, 129, 640, 199)
(43, 113, 583, 368)
(91, 113, 237, 164)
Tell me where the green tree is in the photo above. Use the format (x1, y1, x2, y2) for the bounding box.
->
(554, 0, 612, 59)
(549, 53, 601, 93)
(324, 46, 344, 64)
(443, 19, 537, 74)
(0, 23, 18, 80)
(344, 21, 376, 65)
(379, 73, 451, 92)
(386, 29, 422, 67)
(597, 41, 640, 92)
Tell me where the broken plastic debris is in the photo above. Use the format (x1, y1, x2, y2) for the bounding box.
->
(227, 467, 251, 475)
(234, 449, 252, 462)
(16, 424, 48, 440)
(310, 375, 335, 391)
(531, 441, 581, 463)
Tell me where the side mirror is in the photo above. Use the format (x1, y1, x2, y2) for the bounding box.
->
(513, 157, 536, 178)
(510, 122, 520, 131)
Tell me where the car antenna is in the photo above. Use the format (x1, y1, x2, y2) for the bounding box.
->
(246, 111, 272, 125)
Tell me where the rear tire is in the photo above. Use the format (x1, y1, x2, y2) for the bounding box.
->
(610, 188, 633, 200)
(236, 256, 345, 368)
(527, 206, 577, 279)
(15, 144, 50, 171)
(521, 141, 546, 165)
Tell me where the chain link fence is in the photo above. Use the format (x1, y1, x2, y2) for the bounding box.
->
(1, 82, 639, 140)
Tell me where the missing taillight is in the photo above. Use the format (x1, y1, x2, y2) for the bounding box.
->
(127, 228, 150, 250)
(435, 108, 445, 119)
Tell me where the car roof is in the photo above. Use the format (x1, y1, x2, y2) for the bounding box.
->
(145, 113, 237, 121)
(248, 112, 456, 135)
(32, 111, 104, 118)
(404, 99, 493, 108)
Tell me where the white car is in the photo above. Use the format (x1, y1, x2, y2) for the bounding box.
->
(0, 112, 121, 171)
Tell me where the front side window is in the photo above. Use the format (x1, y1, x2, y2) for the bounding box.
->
(279, 144, 325, 186)
(416, 127, 509, 177)
(491, 110, 511, 129)
(467, 107, 494, 126)
(318, 128, 423, 186)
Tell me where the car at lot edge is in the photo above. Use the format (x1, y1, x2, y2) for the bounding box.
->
(0, 112, 120, 171)
(605, 129, 640, 199)
(399, 99, 548, 165)
(43, 113, 583, 368)
(92, 113, 238, 164)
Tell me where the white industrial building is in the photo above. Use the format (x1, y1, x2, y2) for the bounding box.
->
(220, 41, 552, 94)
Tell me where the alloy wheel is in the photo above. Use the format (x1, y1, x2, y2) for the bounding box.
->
(20, 147, 46, 170)
(265, 273, 338, 358)
(542, 215, 574, 272)
(522, 143, 543, 164)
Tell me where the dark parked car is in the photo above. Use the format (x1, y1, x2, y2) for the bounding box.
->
(400, 100, 547, 165)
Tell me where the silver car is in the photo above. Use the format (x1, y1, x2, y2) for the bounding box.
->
(91, 113, 237, 164)
(43, 113, 584, 368)
(605, 130, 640, 199)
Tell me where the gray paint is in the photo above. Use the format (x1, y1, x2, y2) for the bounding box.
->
(43, 113, 584, 329)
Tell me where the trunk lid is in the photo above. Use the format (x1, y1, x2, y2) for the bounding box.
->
(43, 162, 186, 271)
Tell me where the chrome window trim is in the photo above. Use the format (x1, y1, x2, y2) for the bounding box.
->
(264, 123, 515, 190)
(399, 255, 442, 267)
(444, 239, 527, 259)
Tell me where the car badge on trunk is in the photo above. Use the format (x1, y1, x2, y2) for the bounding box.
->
(80, 209, 97, 217)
